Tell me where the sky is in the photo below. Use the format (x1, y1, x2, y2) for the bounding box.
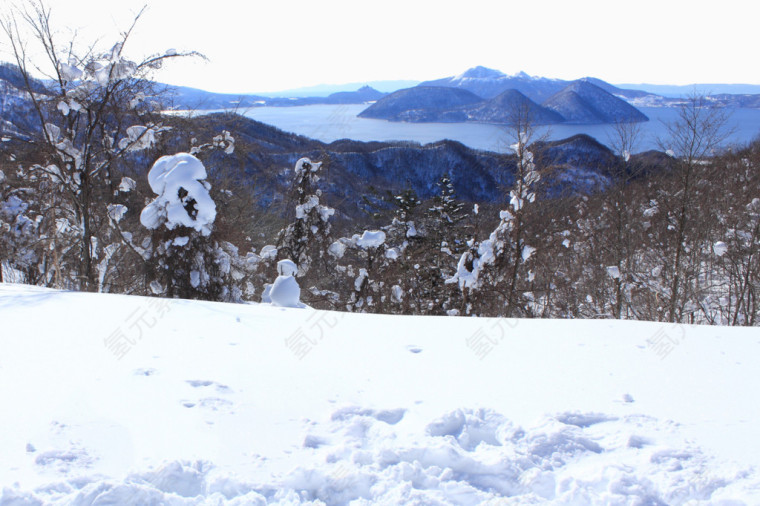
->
(2, 0, 758, 94)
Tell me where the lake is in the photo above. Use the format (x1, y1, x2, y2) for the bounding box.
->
(222, 104, 760, 154)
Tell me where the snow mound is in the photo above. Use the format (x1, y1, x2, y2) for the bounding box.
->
(2, 285, 759, 504)
(269, 259, 302, 308)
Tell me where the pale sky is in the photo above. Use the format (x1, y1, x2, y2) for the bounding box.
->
(2, 0, 758, 94)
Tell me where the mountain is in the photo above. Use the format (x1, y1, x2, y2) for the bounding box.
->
(578, 77, 655, 100)
(0, 64, 48, 138)
(616, 82, 760, 98)
(167, 85, 386, 110)
(534, 134, 618, 192)
(324, 85, 386, 104)
(166, 85, 269, 110)
(171, 113, 620, 218)
(0, 63, 48, 95)
(256, 79, 420, 97)
(358, 80, 648, 126)
(357, 86, 483, 122)
(461, 89, 565, 125)
(420, 66, 569, 102)
(542, 81, 649, 124)
(707, 94, 760, 108)
(409, 67, 650, 124)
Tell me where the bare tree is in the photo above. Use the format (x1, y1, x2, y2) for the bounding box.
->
(1, 0, 201, 290)
(655, 95, 730, 322)
(603, 118, 645, 318)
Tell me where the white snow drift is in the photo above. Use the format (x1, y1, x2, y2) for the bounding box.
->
(1, 283, 759, 504)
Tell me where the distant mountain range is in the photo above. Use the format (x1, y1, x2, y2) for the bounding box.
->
(255, 80, 419, 98)
(617, 83, 760, 97)
(166, 84, 386, 110)
(3, 59, 760, 137)
(154, 66, 760, 116)
(360, 71, 649, 126)
(0, 61, 709, 217)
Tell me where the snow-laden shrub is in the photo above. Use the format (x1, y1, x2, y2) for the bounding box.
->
(140, 153, 216, 236)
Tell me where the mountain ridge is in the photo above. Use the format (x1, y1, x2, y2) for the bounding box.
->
(360, 77, 649, 126)
(543, 81, 649, 124)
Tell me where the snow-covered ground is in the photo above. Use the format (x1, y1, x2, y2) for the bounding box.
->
(1, 283, 759, 505)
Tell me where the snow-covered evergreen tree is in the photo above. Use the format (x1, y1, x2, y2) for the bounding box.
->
(137, 152, 249, 301)
(277, 158, 334, 275)
(448, 127, 542, 316)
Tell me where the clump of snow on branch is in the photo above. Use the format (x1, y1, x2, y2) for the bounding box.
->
(509, 140, 540, 212)
(106, 204, 128, 223)
(213, 131, 235, 154)
(356, 230, 386, 249)
(118, 125, 157, 151)
(118, 177, 136, 193)
(140, 153, 216, 236)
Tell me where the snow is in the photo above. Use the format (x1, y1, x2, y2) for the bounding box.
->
(57, 101, 70, 116)
(106, 204, 128, 223)
(269, 260, 302, 308)
(59, 63, 83, 82)
(212, 131, 235, 155)
(355, 230, 386, 249)
(295, 157, 321, 176)
(327, 240, 346, 259)
(1, 284, 760, 504)
(44, 123, 61, 142)
(713, 241, 728, 257)
(295, 195, 320, 220)
(140, 153, 217, 236)
(606, 266, 621, 279)
(259, 245, 278, 260)
(119, 125, 157, 152)
(118, 177, 136, 193)
(277, 259, 298, 277)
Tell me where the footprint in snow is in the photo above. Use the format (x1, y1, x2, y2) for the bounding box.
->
(406, 345, 422, 354)
(198, 397, 233, 412)
(186, 380, 214, 388)
(331, 406, 406, 425)
(555, 411, 618, 428)
(186, 380, 231, 392)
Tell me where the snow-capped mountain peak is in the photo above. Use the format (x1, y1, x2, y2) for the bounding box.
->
(454, 66, 507, 81)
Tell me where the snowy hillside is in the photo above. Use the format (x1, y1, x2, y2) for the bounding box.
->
(1, 283, 759, 505)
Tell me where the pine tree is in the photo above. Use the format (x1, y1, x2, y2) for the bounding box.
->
(277, 158, 334, 275)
